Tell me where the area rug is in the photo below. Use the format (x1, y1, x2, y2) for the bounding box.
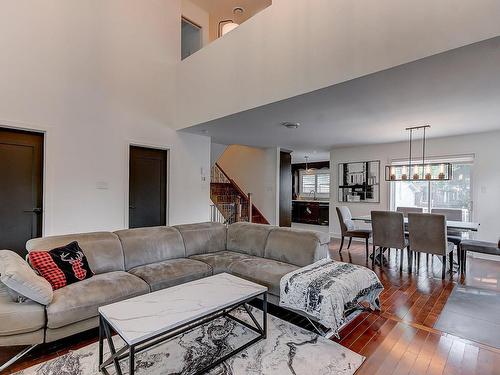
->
(435, 285, 500, 349)
(15, 307, 364, 375)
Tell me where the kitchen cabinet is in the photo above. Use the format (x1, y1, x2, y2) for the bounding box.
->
(292, 200, 329, 225)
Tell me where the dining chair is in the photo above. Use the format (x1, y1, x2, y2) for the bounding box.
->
(408, 213, 455, 279)
(336, 206, 372, 257)
(371, 211, 409, 271)
(396, 206, 423, 217)
(431, 208, 463, 221)
(431, 208, 464, 268)
(431, 208, 463, 239)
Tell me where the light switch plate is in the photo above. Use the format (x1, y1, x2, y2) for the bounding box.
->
(96, 181, 109, 190)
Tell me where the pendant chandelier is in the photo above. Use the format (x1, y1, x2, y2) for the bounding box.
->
(304, 156, 312, 173)
(385, 125, 452, 182)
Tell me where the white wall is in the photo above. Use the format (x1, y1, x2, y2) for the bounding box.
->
(176, 0, 500, 130)
(210, 142, 228, 166)
(182, 0, 210, 47)
(0, 1, 211, 236)
(217, 145, 278, 225)
(329, 131, 500, 243)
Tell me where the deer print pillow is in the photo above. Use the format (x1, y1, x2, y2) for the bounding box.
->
(28, 241, 94, 290)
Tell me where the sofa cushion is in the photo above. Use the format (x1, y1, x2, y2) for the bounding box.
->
(227, 222, 274, 257)
(46, 271, 149, 329)
(228, 258, 299, 296)
(0, 282, 46, 336)
(0, 250, 53, 305)
(115, 227, 186, 270)
(27, 232, 124, 274)
(190, 251, 256, 274)
(174, 222, 227, 257)
(29, 241, 94, 291)
(129, 258, 212, 292)
(264, 227, 329, 267)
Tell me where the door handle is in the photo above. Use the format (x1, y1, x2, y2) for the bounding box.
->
(23, 208, 42, 214)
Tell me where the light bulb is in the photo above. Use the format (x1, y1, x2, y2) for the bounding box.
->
(412, 165, 420, 180)
(425, 164, 432, 180)
(390, 166, 396, 180)
(438, 164, 446, 180)
(401, 166, 408, 180)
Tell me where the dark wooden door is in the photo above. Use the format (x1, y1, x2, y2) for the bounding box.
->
(129, 146, 167, 228)
(279, 151, 292, 227)
(0, 128, 44, 256)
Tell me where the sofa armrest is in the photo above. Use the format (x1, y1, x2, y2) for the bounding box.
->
(0, 283, 45, 343)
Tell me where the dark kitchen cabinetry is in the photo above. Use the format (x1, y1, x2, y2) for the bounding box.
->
(292, 201, 329, 225)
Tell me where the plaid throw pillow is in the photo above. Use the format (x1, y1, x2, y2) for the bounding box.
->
(28, 241, 94, 290)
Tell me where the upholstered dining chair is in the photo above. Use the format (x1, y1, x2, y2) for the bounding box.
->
(431, 208, 464, 237)
(431, 208, 462, 221)
(431, 208, 464, 268)
(396, 206, 423, 217)
(336, 206, 372, 257)
(371, 211, 409, 271)
(408, 213, 454, 279)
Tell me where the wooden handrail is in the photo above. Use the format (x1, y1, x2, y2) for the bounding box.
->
(213, 163, 269, 224)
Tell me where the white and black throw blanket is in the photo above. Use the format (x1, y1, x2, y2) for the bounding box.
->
(280, 258, 384, 337)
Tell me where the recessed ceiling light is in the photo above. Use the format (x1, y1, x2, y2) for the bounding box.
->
(281, 122, 300, 129)
(233, 7, 244, 14)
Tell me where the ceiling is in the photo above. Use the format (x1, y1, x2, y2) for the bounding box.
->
(290, 151, 330, 164)
(183, 36, 500, 158)
(188, 0, 272, 21)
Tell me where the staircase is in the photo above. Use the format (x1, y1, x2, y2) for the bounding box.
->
(210, 163, 268, 225)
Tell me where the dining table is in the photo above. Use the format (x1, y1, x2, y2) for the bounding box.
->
(351, 215, 479, 232)
(352, 214, 479, 271)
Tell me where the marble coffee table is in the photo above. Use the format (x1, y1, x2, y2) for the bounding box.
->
(98, 273, 268, 375)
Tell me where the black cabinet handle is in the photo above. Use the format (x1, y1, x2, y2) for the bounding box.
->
(23, 208, 42, 213)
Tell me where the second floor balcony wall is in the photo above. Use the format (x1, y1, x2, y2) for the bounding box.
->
(175, 0, 500, 130)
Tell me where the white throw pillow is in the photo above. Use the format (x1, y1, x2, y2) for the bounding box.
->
(0, 250, 53, 305)
(0, 280, 27, 303)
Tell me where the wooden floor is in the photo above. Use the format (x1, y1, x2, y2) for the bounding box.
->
(330, 239, 500, 375)
(1, 239, 500, 374)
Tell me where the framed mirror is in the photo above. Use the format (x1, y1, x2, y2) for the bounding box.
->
(338, 160, 380, 203)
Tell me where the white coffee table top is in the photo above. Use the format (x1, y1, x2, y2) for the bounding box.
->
(99, 273, 267, 345)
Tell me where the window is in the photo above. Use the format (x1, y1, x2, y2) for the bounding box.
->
(390, 156, 473, 221)
(181, 18, 202, 60)
(317, 173, 331, 194)
(300, 170, 330, 196)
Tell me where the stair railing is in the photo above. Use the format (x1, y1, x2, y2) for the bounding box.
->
(247, 193, 252, 223)
(210, 203, 237, 224)
(210, 163, 267, 224)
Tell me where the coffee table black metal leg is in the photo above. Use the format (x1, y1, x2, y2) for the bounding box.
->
(98, 316, 104, 370)
(129, 345, 135, 375)
(263, 292, 267, 339)
(102, 318, 123, 375)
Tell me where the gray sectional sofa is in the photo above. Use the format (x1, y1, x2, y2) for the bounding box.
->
(0, 222, 329, 349)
